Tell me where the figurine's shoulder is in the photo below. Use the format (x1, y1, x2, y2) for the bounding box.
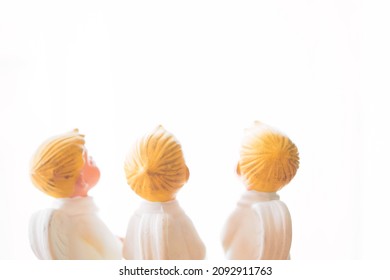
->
(29, 208, 56, 259)
(124, 202, 205, 260)
(251, 199, 291, 220)
(29, 208, 73, 260)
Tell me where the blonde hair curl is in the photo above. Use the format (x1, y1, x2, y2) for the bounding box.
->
(30, 129, 85, 198)
(124, 125, 189, 202)
(238, 121, 299, 192)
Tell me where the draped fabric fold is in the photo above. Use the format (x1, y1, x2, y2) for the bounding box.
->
(123, 199, 206, 260)
(222, 190, 292, 260)
(29, 196, 122, 259)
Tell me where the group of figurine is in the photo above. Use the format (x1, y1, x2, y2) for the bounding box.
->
(29, 121, 299, 260)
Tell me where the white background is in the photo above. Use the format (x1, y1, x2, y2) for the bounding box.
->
(0, 0, 389, 260)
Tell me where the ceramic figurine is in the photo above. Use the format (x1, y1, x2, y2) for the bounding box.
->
(221, 121, 299, 260)
(123, 125, 206, 260)
(29, 129, 122, 259)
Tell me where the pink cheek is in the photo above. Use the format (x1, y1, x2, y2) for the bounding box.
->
(92, 167, 101, 183)
(94, 167, 101, 180)
(83, 164, 100, 187)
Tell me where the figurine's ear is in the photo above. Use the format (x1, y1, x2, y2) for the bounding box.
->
(236, 163, 241, 176)
(185, 165, 190, 182)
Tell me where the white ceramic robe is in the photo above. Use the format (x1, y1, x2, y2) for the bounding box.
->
(123, 199, 206, 260)
(222, 190, 292, 260)
(29, 196, 122, 259)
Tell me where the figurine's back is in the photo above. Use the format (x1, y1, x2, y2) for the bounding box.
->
(29, 197, 122, 260)
(222, 121, 299, 260)
(123, 200, 205, 260)
(123, 126, 206, 260)
(222, 191, 292, 260)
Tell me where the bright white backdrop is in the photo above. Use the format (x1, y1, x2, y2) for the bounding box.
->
(0, 0, 388, 260)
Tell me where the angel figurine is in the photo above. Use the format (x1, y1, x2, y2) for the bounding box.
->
(221, 121, 300, 260)
(29, 129, 122, 259)
(123, 125, 206, 260)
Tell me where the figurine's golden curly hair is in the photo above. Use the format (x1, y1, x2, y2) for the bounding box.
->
(237, 121, 299, 192)
(30, 129, 85, 198)
(124, 125, 189, 202)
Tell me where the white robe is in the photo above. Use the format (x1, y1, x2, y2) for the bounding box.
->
(221, 190, 292, 260)
(29, 196, 122, 260)
(123, 199, 206, 260)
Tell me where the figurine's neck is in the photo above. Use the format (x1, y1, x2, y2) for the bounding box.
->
(53, 196, 98, 216)
(238, 190, 279, 206)
(137, 199, 181, 214)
